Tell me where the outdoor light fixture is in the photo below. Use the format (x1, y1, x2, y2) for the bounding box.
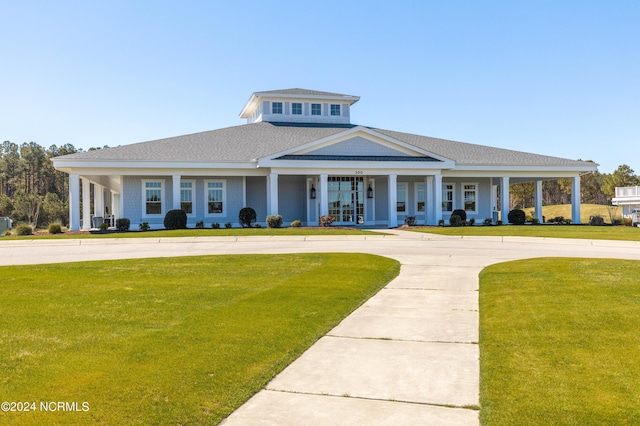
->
(367, 184, 373, 198)
(310, 184, 316, 199)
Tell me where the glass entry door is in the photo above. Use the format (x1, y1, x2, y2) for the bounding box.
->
(327, 177, 364, 225)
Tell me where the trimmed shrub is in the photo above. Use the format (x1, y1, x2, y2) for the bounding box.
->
(290, 219, 302, 227)
(319, 215, 336, 227)
(238, 207, 257, 228)
(438, 219, 445, 227)
(404, 216, 416, 226)
(99, 222, 109, 231)
(589, 215, 605, 226)
(164, 209, 187, 230)
(449, 214, 463, 227)
(48, 223, 62, 234)
(139, 222, 150, 231)
(622, 217, 633, 227)
(452, 209, 467, 222)
(211, 222, 220, 229)
(115, 218, 130, 231)
(266, 214, 283, 228)
(483, 218, 493, 225)
(16, 225, 33, 236)
(508, 209, 526, 225)
(195, 220, 205, 229)
(469, 217, 475, 226)
(224, 222, 232, 229)
(254, 223, 262, 228)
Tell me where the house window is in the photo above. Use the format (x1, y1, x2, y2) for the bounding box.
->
(442, 184, 454, 212)
(143, 180, 164, 216)
(463, 183, 478, 213)
(292, 102, 302, 115)
(330, 104, 341, 116)
(311, 103, 321, 115)
(397, 183, 407, 213)
(205, 180, 225, 215)
(416, 184, 425, 212)
(272, 102, 283, 114)
(180, 181, 194, 215)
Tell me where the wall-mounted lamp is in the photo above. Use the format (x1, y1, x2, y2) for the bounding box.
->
(310, 184, 316, 199)
(367, 184, 373, 199)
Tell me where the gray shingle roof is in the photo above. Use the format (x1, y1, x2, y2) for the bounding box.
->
(56, 122, 595, 169)
(255, 88, 356, 98)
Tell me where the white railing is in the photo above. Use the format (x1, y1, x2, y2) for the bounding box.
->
(615, 186, 640, 198)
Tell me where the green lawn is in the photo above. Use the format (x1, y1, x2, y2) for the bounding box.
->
(2, 227, 382, 240)
(480, 258, 640, 425)
(409, 224, 640, 241)
(0, 254, 399, 425)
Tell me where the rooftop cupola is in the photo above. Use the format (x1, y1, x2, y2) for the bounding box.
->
(239, 88, 360, 125)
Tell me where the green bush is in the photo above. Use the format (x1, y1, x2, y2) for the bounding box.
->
(622, 217, 633, 226)
(164, 209, 187, 230)
(452, 209, 467, 222)
(224, 222, 232, 229)
(16, 225, 33, 236)
(484, 218, 493, 225)
(449, 214, 463, 227)
(266, 214, 283, 228)
(99, 222, 109, 231)
(48, 223, 62, 234)
(290, 219, 302, 227)
(195, 220, 204, 229)
(319, 215, 336, 227)
(238, 207, 257, 228)
(115, 218, 130, 231)
(139, 222, 150, 231)
(508, 209, 526, 225)
(211, 222, 220, 229)
(589, 215, 605, 226)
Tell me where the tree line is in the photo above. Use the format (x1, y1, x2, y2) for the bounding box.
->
(1, 141, 639, 228)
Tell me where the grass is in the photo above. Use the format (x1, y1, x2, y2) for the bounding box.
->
(0, 254, 399, 425)
(409, 224, 640, 241)
(480, 258, 640, 425)
(522, 203, 622, 224)
(1, 227, 383, 240)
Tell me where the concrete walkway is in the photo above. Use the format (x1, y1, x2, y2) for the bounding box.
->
(2, 230, 640, 425)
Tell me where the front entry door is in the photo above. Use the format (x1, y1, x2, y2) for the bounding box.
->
(327, 177, 364, 225)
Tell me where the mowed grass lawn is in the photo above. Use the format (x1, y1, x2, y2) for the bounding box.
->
(0, 254, 399, 425)
(411, 224, 640, 241)
(480, 258, 640, 425)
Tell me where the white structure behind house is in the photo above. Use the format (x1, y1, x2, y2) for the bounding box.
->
(612, 186, 640, 226)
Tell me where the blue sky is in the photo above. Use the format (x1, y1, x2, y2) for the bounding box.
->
(2, 1, 638, 174)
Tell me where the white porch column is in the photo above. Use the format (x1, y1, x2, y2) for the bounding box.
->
(535, 180, 543, 223)
(82, 178, 91, 230)
(434, 173, 443, 225)
(267, 172, 279, 215)
(112, 191, 120, 221)
(571, 175, 581, 224)
(319, 174, 328, 217)
(500, 176, 510, 223)
(172, 174, 181, 210)
(69, 173, 80, 230)
(425, 176, 433, 225)
(388, 174, 398, 228)
(94, 184, 104, 219)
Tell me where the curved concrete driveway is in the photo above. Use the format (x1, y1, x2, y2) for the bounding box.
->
(2, 230, 640, 425)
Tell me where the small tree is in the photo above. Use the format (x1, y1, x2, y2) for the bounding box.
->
(239, 207, 257, 228)
(13, 191, 42, 228)
(451, 209, 467, 222)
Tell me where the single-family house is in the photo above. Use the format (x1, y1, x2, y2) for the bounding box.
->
(612, 186, 640, 225)
(52, 88, 598, 230)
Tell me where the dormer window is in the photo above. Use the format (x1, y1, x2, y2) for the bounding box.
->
(272, 102, 283, 114)
(292, 103, 302, 115)
(311, 103, 321, 115)
(331, 104, 341, 116)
